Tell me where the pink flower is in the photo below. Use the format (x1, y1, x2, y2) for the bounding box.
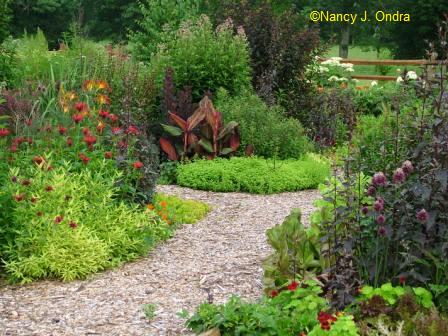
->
(393, 168, 406, 184)
(377, 226, 387, 237)
(367, 186, 376, 196)
(376, 214, 386, 225)
(372, 172, 387, 187)
(416, 209, 429, 223)
(374, 199, 384, 212)
(402, 160, 414, 175)
(0, 128, 11, 137)
(361, 206, 369, 215)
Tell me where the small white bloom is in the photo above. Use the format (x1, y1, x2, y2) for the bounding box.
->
(319, 66, 329, 73)
(328, 75, 339, 82)
(339, 62, 354, 68)
(396, 68, 401, 73)
(406, 71, 418, 80)
(396, 76, 404, 83)
(352, 79, 360, 83)
(344, 67, 355, 72)
(337, 77, 348, 82)
(331, 57, 343, 61)
(371, 81, 378, 87)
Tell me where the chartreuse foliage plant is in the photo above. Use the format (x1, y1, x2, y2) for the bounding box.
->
(0, 163, 171, 283)
(215, 89, 311, 159)
(176, 154, 330, 194)
(151, 193, 210, 225)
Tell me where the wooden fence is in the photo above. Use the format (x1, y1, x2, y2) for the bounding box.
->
(318, 58, 446, 81)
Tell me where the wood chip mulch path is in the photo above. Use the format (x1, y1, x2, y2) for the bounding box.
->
(0, 185, 320, 336)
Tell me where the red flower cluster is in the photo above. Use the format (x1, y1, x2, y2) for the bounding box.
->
(84, 135, 97, 146)
(287, 281, 299, 291)
(317, 311, 337, 330)
(126, 126, 139, 135)
(99, 109, 109, 118)
(79, 153, 90, 165)
(72, 114, 84, 123)
(58, 125, 67, 135)
(75, 102, 88, 113)
(133, 161, 144, 169)
(0, 128, 10, 137)
(104, 151, 113, 159)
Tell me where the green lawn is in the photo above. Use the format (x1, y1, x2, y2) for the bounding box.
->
(325, 45, 421, 83)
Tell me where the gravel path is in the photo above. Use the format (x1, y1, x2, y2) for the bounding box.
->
(0, 185, 320, 336)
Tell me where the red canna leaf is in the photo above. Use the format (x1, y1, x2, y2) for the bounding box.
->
(159, 137, 178, 161)
(229, 133, 240, 151)
(168, 112, 187, 131)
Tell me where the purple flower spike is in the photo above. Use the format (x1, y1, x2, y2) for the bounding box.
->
(374, 199, 384, 212)
(402, 160, 414, 175)
(377, 226, 387, 237)
(377, 214, 386, 225)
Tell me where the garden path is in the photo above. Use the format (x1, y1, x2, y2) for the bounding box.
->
(0, 185, 320, 336)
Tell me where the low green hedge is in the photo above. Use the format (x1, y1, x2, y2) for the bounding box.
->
(176, 154, 330, 194)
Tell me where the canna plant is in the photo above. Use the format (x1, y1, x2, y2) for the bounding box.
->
(159, 96, 240, 161)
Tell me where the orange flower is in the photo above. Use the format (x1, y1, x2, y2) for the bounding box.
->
(83, 80, 96, 91)
(160, 200, 167, 208)
(147, 204, 154, 210)
(96, 94, 111, 105)
(96, 121, 105, 134)
(96, 80, 110, 90)
(161, 213, 168, 220)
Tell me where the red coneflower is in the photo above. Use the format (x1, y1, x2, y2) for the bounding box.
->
(104, 151, 113, 159)
(133, 161, 144, 169)
(69, 221, 78, 229)
(72, 114, 84, 123)
(0, 128, 10, 137)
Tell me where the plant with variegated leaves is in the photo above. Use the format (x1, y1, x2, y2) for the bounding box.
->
(159, 96, 240, 161)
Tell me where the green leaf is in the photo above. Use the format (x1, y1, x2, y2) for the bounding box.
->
(198, 139, 213, 153)
(162, 124, 183, 137)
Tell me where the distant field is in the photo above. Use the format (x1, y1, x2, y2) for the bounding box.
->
(324, 45, 422, 83)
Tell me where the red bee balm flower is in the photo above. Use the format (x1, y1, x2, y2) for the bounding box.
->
(0, 128, 10, 137)
(287, 281, 299, 291)
(133, 161, 144, 169)
(74, 102, 88, 112)
(82, 127, 91, 136)
(416, 209, 429, 223)
(126, 126, 139, 135)
(72, 114, 84, 123)
(270, 290, 279, 298)
(54, 215, 64, 224)
(84, 135, 97, 146)
(58, 125, 67, 135)
(104, 151, 113, 159)
(79, 153, 90, 165)
(99, 109, 109, 118)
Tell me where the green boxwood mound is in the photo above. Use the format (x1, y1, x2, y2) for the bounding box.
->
(176, 154, 330, 194)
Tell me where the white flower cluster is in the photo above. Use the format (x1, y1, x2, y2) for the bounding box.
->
(321, 57, 354, 72)
(396, 71, 418, 84)
(328, 76, 348, 82)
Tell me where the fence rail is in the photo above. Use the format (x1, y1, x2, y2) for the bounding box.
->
(318, 57, 446, 81)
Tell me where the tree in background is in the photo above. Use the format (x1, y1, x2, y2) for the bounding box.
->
(0, 0, 12, 43)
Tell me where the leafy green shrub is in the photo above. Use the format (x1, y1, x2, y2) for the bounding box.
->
(0, 39, 16, 86)
(264, 209, 322, 292)
(150, 15, 251, 99)
(215, 89, 311, 159)
(176, 154, 330, 194)
(185, 280, 359, 335)
(129, 0, 201, 62)
(0, 163, 170, 283)
(152, 193, 210, 224)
